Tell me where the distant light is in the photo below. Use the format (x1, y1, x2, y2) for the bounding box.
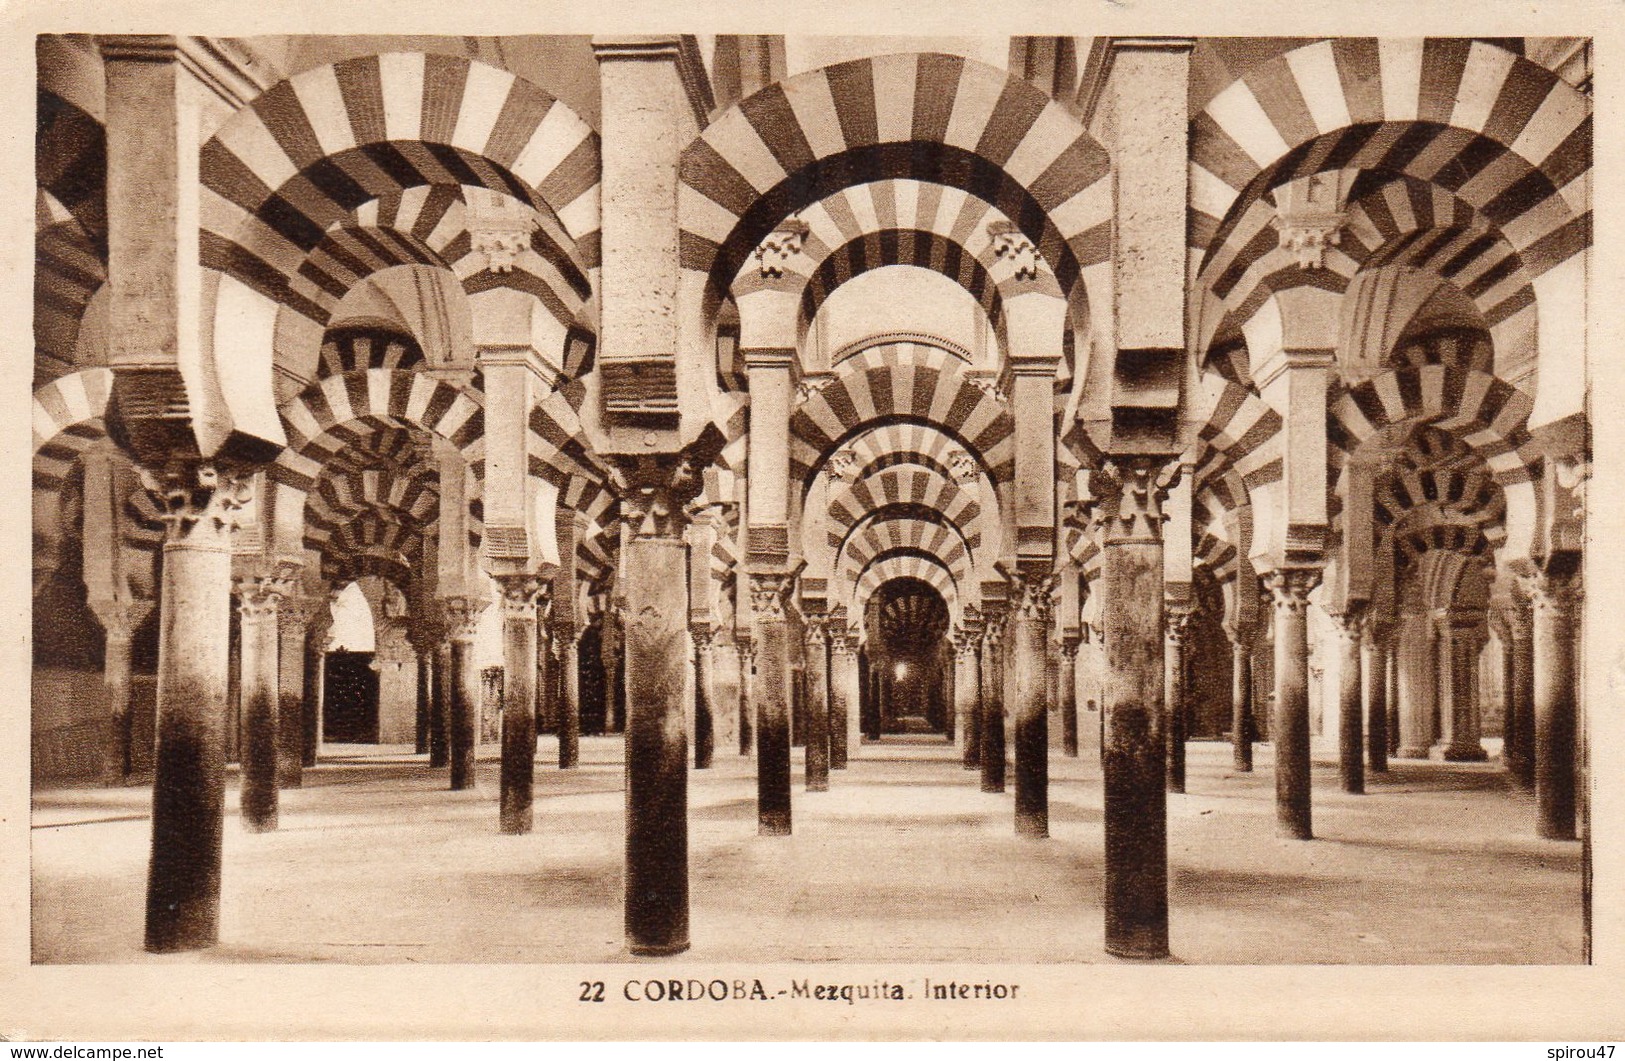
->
(894, 662, 908, 681)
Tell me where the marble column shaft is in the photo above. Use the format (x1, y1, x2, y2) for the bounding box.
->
(955, 622, 984, 770)
(235, 579, 287, 833)
(1531, 572, 1578, 840)
(803, 621, 830, 792)
(1230, 634, 1253, 772)
(751, 575, 793, 834)
(1334, 608, 1364, 794)
(1059, 638, 1079, 759)
(496, 576, 544, 834)
(979, 614, 1007, 794)
(445, 599, 483, 791)
(1010, 574, 1052, 836)
(1164, 607, 1192, 794)
(1267, 568, 1318, 840)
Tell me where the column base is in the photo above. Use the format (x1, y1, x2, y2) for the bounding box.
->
(629, 939, 691, 957)
(981, 779, 1005, 794)
(242, 815, 278, 834)
(1395, 745, 1433, 760)
(1538, 822, 1578, 842)
(1277, 822, 1313, 841)
(1016, 816, 1047, 839)
(759, 814, 791, 836)
(1104, 936, 1170, 961)
(807, 779, 828, 793)
(1439, 744, 1489, 762)
(500, 810, 534, 835)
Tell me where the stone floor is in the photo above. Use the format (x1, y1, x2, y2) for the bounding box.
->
(30, 736, 1583, 964)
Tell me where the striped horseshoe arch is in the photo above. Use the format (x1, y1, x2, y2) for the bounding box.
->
(815, 422, 997, 502)
(1196, 172, 1537, 360)
(1328, 365, 1534, 485)
(201, 54, 600, 326)
(826, 463, 985, 553)
(838, 513, 976, 592)
(680, 54, 1111, 312)
(852, 552, 959, 617)
(727, 178, 1067, 332)
(1191, 40, 1590, 275)
(790, 340, 1013, 486)
(274, 370, 484, 491)
(33, 369, 114, 491)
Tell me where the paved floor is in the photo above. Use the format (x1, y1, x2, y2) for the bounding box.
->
(31, 737, 1583, 964)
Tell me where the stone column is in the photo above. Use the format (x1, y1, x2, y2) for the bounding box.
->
(444, 597, 485, 791)
(1437, 616, 1489, 762)
(100, 618, 137, 786)
(979, 603, 1008, 794)
(692, 625, 716, 770)
(234, 573, 291, 833)
(555, 630, 581, 769)
(276, 595, 314, 787)
(1266, 568, 1319, 840)
(414, 651, 432, 754)
(1504, 593, 1535, 790)
(495, 574, 545, 834)
(1530, 570, 1578, 840)
(1059, 636, 1080, 758)
(1332, 606, 1365, 794)
(953, 617, 984, 770)
(1090, 459, 1177, 959)
(803, 619, 830, 792)
(605, 448, 712, 957)
(1364, 619, 1389, 774)
(737, 633, 756, 756)
(1396, 612, 1438, 758)
(139, 462, 253, 953)
(750, 572, 794, 834)
(1229, 631, 1253, 772)
(1164, 605, 1193, 794)
(1010, 571, 1053, 836)
(1384, 644, 1401, 759)
(828, 627, 855, 770)
(301, 597, 335, 769)
(429, 641, 450, 768)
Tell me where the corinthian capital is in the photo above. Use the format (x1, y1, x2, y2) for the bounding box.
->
(1084, 458, 1181, 545)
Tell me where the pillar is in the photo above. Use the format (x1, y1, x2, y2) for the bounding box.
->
(954, 619, 984, 770)
(1333, 606, 1365, 794)
(235, 575, 290, 833)
(1164, 606, 1192, 793)
(1059, 637, 1079, 758)
(1229, 632, 1253, 772)
(495, 575, 544, 834)
(1530, 570, 1578, 840)
(1266, 568, 1318, 840)
(429, 641, 450, 768)
(1437, 617, 1488, 762)
(737, 633, 756, 756)
(1504, 594, 1535, 789)
(1385, 643, 1400, 759)
(100, 620, 136, 785)
(1364, 621, 1389, 774)
(829, 629, 856, 769)
(557, 630, 581, 769)
(979, 607, 1007, 794)
(276, 596, 311, 788)
(1092, 459, 1176, 960)
(1010, 572, 1052, 836)
(605, 449, 712, 957)
(803, 620, 830, 792)
(414, 650, 431, 754)
(444, 597, 484, 791)
(751, 573, 793, 834)
(693, 626, 716, 770)
(1396, 612, 1438, 758)
(140, 462, 253, 953)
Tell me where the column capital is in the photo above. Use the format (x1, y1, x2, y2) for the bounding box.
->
(494, 573, 548, 619)
(748, 571, 794, 620)
(1008, 568, 1057, 623)
(1084, 457, 1181, 545)
(1263, 567, 1321, 613)
(1165, 603, 1196, 645)
(441, 595, 488, 640)
(138, 460, 257, 542)
(1328, 601, 1367, 638)
(691, 624, 716, 650)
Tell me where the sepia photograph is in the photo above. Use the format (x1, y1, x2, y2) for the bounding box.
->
(6, 0, 1619, 1042)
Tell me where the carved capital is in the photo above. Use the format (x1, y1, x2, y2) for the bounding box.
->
(1524, 570, 1578, 618)
(1012, 571, 1056, 624)
(1329, 602, 1367, 640)
(988, 220, 1041, 281)
(748, 572, 793, 620)
(825, 447, 860, 484)
(1165, 604, 1196, 646)
(494, 573, 547, 619)
(1277, 214, 1344, 270)
(606, 448, 711, 541)
(1084, 458, 1180, 545)
(691, 624, 715, 651)
(469, 195, 538, 273)
(138, 460, 256, 542)
(829, 630, 858, 658)
(947, 448, 981, 485)
(755, 218, 809, 279)
(1263, 568, 1320, 614)
(441, 595, 487, 640)
(1059, 638, 1080, 661)
(234, 572, 294, 620)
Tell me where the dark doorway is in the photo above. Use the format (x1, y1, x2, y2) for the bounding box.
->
(323, 650, 380, 743)
(862, 578, 952, 737)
